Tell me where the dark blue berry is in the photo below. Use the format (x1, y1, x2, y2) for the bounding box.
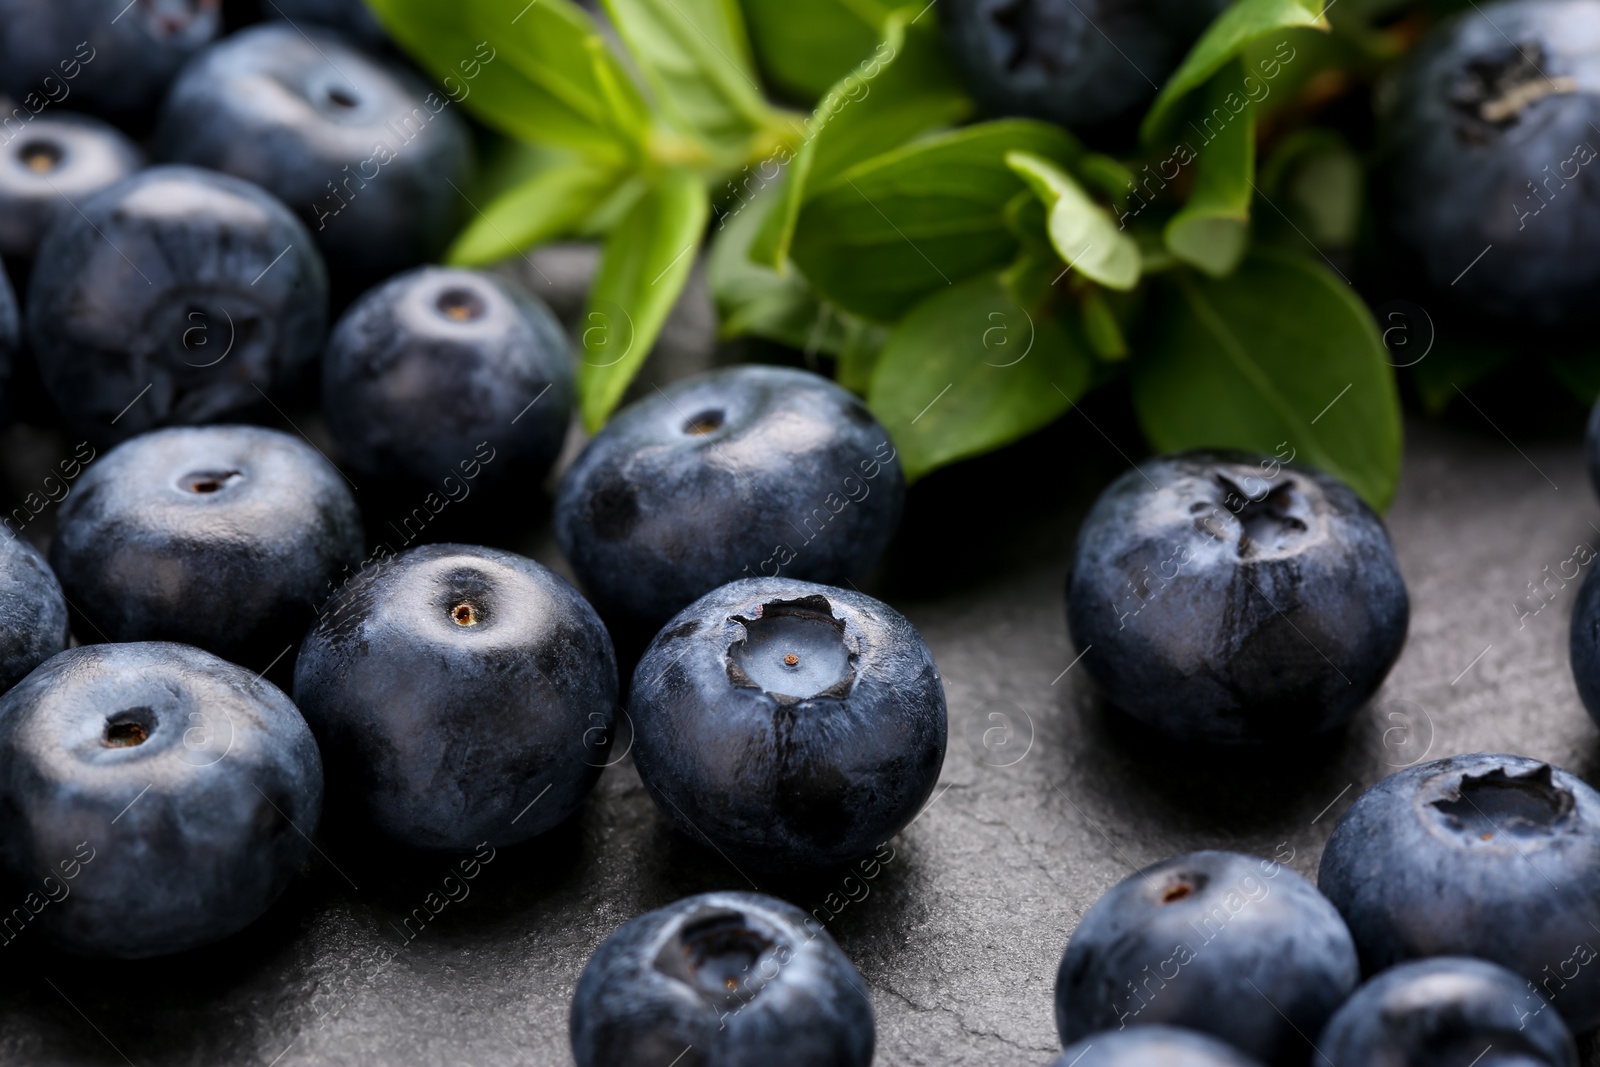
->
(321, 268, 574, 487)
(630, 577, 946, 871)
(1379, 0, 1600, 325)
(556, 366, 905, 628)
(1066, 450, 1409, 743)
(154, 23, 473, 278)
(26, 165, 327, 442)
(1052, 1025, 1266, 1067)
(1319, 753, 1600, 1032)
(1055, 849, 1359, 1066)
(0, 533, 69, 693)
(293, 543, 617, 850)
(0, 112, 143, 261)
(0, 0, 219, 122)
(0, 257, 15, 403)
(271, 0, 389, 51)
(570, 891, 874, 1067)
(1319, 957, 1577, 1067)
(0, 642, 322, 958)
(939, 0, 1228, 130)
(49, 425, 363, 668)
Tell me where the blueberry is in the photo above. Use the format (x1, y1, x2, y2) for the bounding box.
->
(1569, 564, 1600, 723)
(49, 425, 363, 668)
(1379, 0, 1600, 325)
(629, 578, 945, 871)
(939, 0, 1228, 131)
(0, 257, 15, 403)
(0, 0, 219, 122)
(1319, 753, 1600, 1031)
(1586, 393, 1600, 498)
(26, 165, 327, 442)
(1055, 849, 1358, 1066)
(1065, 450, 1409, 744)
(0, 642, 322, 958)
(0, 534, 69, 694)
(154, 23, 473, 278)
(270, 0, 390, 52)
(293, 543, 617, 850)
(0, 112, 143, 262)
(321, 268, 574, 487)
(570, 890, 873, 1067)
(556, 367, 905, 628)
(1051, 1025, 1266, 1067)
(1318, 957, 1577, 1067)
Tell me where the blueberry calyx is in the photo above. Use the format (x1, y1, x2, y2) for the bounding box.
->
(652, 906, 784, 1011)
(1429, 763, 1575, 840)
(1450, 43, 1575, 135)
(435, 287, 486, 322)
(726, 595, 858, 704)
(682, 409, 725, 435)
(19, 141, 62, 174)
(1194, 474, 1311, 558)
(104, 708, 157, 748)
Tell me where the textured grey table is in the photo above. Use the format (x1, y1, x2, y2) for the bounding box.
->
(2, 251, 1598, 1066)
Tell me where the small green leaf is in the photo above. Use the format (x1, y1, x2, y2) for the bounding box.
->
(755, 8, 972, 269)
(868, 273, 1094, 480)
(600, 0, 774, 146)
(790, 120, 1082, 322)
(707, 178, 848, 351)
(742, 0, 895, 100)
(1006, 151, 1140, 291)
(368, 0, 649, 156)
(1131, 250, 1401, 509)
(445, 156, 622, 265)
(1260, 129, 1362, 247)
(1079, 288, 1129, 361)
(577, 169, 710, 430)
(1164, 61, 1256, 278)
(1142, 0, 1327, 143)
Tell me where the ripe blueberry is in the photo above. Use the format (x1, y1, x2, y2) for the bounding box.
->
(570, 891, 873, 1067)
(0, 0, 219, 122)
(0, 257, 15, 404)
(0, 533, 69, 694)
(0, 112, 143, 262)
(939, 0, 1228, 131)
(26, 165, 327, 442)
(293, 543, 617, 850)
(1319, 957, 1577, 1067)
(1052, 1026, 1266, 1067)
(1319, 753, 1600, 1031)
(49, 425, 363, 669)
(1065, 450, 1409, 744)
(155, 23, 473, 279)
(321, 268, 574, 487)
(556, 366, 905, 628)
(1055, 849, 1359, 1066)
(271, 0, 390, 51)
(0, 642, 322, 958)
(630, 578, 946, 871)
(1379, 0, 1600, 325)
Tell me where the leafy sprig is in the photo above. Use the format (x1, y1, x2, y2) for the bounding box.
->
(370, 0, 1409, 509)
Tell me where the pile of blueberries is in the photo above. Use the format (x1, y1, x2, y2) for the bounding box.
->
(2, 2, 1600, 1066)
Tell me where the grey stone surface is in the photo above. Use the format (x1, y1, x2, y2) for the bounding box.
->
(2, 413, 1599, 1066)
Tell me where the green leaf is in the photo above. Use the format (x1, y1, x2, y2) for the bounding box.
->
(868, 273, 1094, 480)
(1260, 129, 1362, 247)
(1130, 250, 1401, 509)
(790, 119, 1082, 322)
(755, 8, 972, 269)
(600, 0, 774, 146)
(1005, 151, 1140, 291)
(1411, 337, 1513, 415)
(368, 0, 650, 156)
(1142, 0, 1327, 143)
(577, 169, 711, 430)
(707, 177, 847, 350)
(741, 0, 894, 100)
(445, 155, 622, 265)
(1164, 61, 1256, 278)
